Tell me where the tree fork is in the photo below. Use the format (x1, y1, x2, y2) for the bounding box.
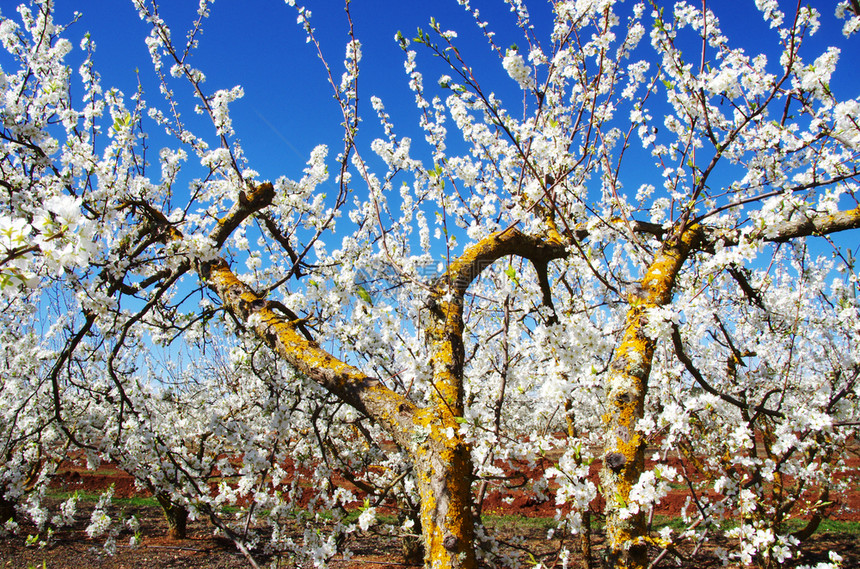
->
(598, 205, 860, 568)
(600, 228, 701, 569)
(200, 256, 480, 568)
(413, 228, 566, 568)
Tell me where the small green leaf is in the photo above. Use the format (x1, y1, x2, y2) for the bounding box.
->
(356, 285, 373, 305)
(112, 112, 131, 132)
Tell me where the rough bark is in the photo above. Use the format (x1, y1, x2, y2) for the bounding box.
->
(600, 228, 701, 569)
(411, 409, 476, 568)
(418, 294, 476, 568)
(155, 493, 188, 540)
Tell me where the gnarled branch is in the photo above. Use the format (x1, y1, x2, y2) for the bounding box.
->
(199, 258, 418, 448)
(435, 228, 567, 297)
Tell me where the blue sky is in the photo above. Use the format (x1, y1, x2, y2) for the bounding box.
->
(10, 1, 854, 194)
(42, 0, 537, 185)
(3, 0, 859, 250)
(1, 0, 857, 364)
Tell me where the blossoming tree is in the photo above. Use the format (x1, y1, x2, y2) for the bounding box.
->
(1, 0, 859, 568)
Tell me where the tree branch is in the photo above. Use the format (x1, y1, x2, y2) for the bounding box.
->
(210, 182, 275, 247)
(129, 187, 418, 446)
(671, 324, 784, 419)
(199, 258, 417, 448)
(705, 205, 860, 248)
(437, 228, 567, 297)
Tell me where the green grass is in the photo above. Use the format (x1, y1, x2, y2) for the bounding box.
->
(783, 518, 860, 535)
(651, 515, 691, 533)
(47, 489, 160, 509)
(338, 509, 399, 526)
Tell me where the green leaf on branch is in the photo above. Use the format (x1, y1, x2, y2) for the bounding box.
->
(112, 112, 132, 132)
(356, 285, 373, 305)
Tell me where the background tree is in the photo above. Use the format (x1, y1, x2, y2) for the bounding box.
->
(1, 1, 859, 568)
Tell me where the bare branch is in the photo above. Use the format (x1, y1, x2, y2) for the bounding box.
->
(671, 324, 784, 419)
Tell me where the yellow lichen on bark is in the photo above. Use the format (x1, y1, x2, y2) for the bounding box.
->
(411, 407, 476, 569)
(425, 297, 466, 412)
(200, 258, 420, 450)
(601, 228, 701, 569)
(419, 288, 475, 568)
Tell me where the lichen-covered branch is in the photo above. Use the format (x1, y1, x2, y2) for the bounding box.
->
(439, 228, 568, 297)
(411, 228, 567, 569)
(598, 204, 860, 568)
(198, 258, 418, 448)
(600, 227, 702, 569)
(707, 205, 860, 247)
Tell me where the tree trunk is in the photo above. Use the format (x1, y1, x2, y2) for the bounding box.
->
(155, 493, 188, 540)
(600, 231, 698, 569)
(397, 499, 424, 564)
(198, 230, 568, 569)
(564, 401, 593, 569)
(0, 493, 14, 526)
(411, 412, 476, 569)
(413, 278, 477, 568)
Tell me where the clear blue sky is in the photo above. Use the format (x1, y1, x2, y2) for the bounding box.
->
(4, 1, 858, 216)
(43, 0, 541, 185)
(1, 0, 857, 356)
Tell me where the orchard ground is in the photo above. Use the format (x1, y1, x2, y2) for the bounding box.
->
(1, 445, 858, 569)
